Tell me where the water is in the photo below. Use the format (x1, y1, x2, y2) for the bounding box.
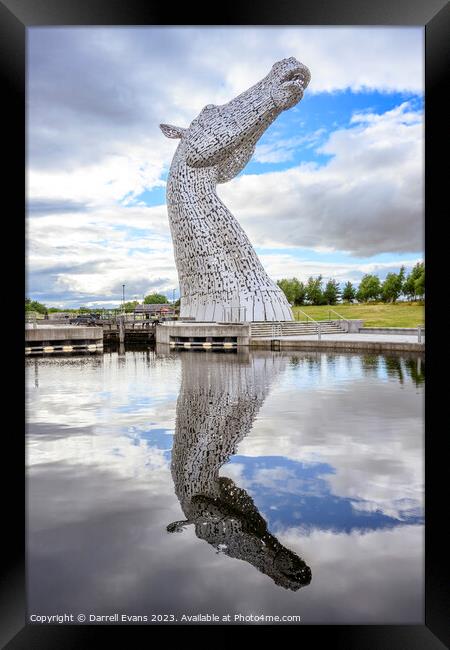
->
(26, 347, 424, 624)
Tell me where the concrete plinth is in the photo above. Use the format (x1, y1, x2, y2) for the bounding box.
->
(155, 321, 250, 347)
(25, 324, 103, 355)
(26, 325, 103, 343)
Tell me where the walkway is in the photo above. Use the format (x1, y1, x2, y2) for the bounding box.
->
(250, 331, 424, 352)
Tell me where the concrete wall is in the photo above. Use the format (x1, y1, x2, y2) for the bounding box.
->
(250, 338, 424, 353)
(156, 322, 250, 346)
(331, 319, 363, 333)
(25, 326, 103, 343)
(360, 327, 424, 336)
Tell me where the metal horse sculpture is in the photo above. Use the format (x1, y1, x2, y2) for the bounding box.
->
(161, 57, 311, 322)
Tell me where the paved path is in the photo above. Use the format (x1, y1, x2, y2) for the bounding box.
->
(250, 332, 424, 351)
(273, 332, 423, 343)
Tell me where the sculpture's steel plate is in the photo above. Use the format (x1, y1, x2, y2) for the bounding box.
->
(161, 57, 311, 322)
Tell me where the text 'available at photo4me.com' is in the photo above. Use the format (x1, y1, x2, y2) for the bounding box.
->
(29, 613, 303, 624)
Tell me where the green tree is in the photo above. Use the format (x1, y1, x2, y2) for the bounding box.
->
(356, 274, 381, 302)
(342, 281, 356, 302)
(305, 275, 325, 305)
(323, 278, 341, 305)
(25, 299, 47, 314)
(277, 278, 307, 305)
(403, 262, 424, 300)
(123, 300, 139, 312)
(144, 293, 168, 304)
(277, 279, 296, 304)
(292, 279, 307, 306)
(414, 268, 425, 299)
(381, 266, 406, 303)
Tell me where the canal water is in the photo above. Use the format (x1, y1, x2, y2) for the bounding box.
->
(26, 347, 424, 624)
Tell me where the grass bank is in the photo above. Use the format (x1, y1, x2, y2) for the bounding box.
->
(291, 302, 424, 328)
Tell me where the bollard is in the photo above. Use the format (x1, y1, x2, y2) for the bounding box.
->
(318, 323, 321, 341)
(418, 326, 421, 343)
(118, 316, 125, 344)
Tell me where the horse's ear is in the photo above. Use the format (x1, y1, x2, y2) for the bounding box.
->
(160, 124, 186, 139)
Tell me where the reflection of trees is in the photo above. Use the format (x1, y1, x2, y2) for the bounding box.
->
(359, 353, 425, 387)
(384, 355, 404, 384)
(361, 354, 381, 374)
(289, 355, 301, 368)
(384, 354, 425, 387)
(288, 352, 321, 373)
(167, 351, 311, 591)
(404, 356, 425, 386)
(289, 351, 426, 388)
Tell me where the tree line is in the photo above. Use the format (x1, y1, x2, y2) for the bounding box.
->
(25, 292, 172, 315)
(25, 263, 425, 314)
(276, 262, 424, 306)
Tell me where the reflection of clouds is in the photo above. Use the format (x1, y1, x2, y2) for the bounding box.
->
(221, 455, 422, 532)
(350, 498, 422, 521)
(26, 352, 180, 430)
(26, 353, 180, 475)
(28, 453, 424, 623)
(247, 466, 327, 498)
(218, 461, 247, 486)
(28, 431, 169, 478)
(28, 457, 175, 532)
(27, 350, 424, 622)
(276, 524, 424, 623)
(235, 356, 423, 522)
(27, 351, 423, 522)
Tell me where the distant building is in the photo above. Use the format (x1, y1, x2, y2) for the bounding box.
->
(133, 304, 176, 319)
(48, 312, 72, 320)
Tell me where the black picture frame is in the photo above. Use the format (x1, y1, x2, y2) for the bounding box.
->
(3, 0, 448, 646)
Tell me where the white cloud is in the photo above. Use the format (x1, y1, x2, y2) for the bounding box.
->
(258, 253, 423, 284)
(26, 203, 178, 305)
(26, 27, 424, 305)
(28, 26, 423, 172)
(219, 102, 424, 256)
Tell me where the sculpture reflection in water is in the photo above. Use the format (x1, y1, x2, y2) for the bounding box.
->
(166, 350, 311, 591)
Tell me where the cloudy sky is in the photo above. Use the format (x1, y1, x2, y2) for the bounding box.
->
(26, 27, 424, 308)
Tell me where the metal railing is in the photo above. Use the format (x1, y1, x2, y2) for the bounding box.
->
(328, 308, 347, 321)
(98, 312, 175, 323)
(271, 321, 282, 337)
(293, 309, 322, 339)
(328, 308, 349, 331)
(295, 308, 319, 325)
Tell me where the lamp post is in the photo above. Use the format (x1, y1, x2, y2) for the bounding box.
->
(122, 284, 125, 312)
